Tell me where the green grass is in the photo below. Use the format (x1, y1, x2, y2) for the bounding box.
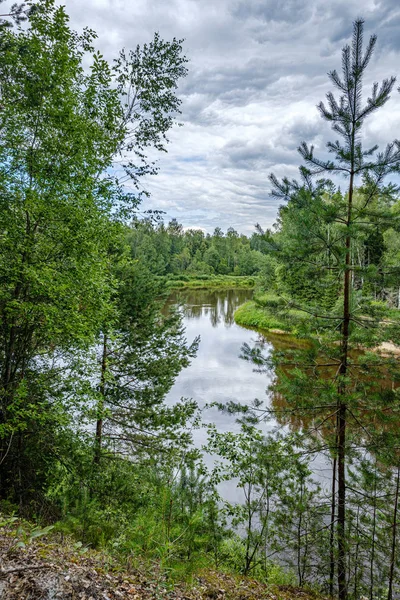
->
(166, 275, 257, 290)
(234, 293, 317, 335)
(234, 301, 292, 332)
(252, 292, 287, 309)
(386, 307, 400, 320)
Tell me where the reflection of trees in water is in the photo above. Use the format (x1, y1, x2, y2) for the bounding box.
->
(166, 288, 253, 327)
(239, 334, 400, 598)
(244, 332, 400, 453)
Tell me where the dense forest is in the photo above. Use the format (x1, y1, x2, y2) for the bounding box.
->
(1, 3, 400, 600)
(127, 219, 269, 277)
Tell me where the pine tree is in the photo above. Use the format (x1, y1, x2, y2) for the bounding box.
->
(261, 19, 400, 599)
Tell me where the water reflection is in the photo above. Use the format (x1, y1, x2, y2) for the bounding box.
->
(165, 288, 332, 499)
(253, 331, 400, 456)
(166, 288, 254, 327)
(164, 285, 400, 550)
(164, 289, 270, 433)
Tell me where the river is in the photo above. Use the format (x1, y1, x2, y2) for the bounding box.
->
(165, 287, 331, 500)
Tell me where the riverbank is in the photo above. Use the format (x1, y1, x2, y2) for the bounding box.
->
(234, 293, 309, 335)
(166, 275, 257, 290)
(234, 296, 400, 354)
(234, 300, 292, 333)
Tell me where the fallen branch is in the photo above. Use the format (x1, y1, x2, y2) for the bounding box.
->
(0, 564, 53, 577)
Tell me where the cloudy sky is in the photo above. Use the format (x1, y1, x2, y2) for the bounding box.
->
(64, 0, 400, 234)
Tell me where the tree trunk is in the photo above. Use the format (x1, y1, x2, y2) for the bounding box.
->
(370, 464, 377, 600)
(388, 464, 400, 600)
(337, 400, 347, 600)
(94, 332, 107, 464)
(329, 453, 337, 596)
(353, 505, 360, 600)
(337, 167, 354, 600)
(297, 481, 304, 586)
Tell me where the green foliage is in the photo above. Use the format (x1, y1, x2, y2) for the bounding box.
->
(207, 423, 324, 586)
(166, 275, 257, 290)
(127, 219, 267, 279)
(0, 0, 190, 508)
(48, 450, 228, 581)
(0, 514, 55, 552)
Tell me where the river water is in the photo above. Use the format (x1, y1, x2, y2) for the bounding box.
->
(165, 288, 331, 500)
(165, 288, 269, 435)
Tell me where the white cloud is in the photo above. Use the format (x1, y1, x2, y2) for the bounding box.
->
(62, 0, 400, 233)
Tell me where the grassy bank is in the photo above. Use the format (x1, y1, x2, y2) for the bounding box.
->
(234, 293, 311, 334)
(166, 274, 257, 290)
(234, 301, 291, 332)
(235, 296, 400, 355)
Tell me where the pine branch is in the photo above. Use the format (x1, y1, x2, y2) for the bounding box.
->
(298, 142, 350, 174)
(358, 77, 396, 121)
(361, 31, 377, 71)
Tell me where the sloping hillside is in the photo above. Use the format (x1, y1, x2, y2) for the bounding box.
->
(0, 517, 329, 600)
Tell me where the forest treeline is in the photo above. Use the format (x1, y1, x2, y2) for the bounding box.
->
(127, 218, 269, 277)
(1, 3, 400, 600)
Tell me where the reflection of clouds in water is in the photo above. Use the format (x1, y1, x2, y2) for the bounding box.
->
(165, 287, 270, 432)
(165, 289, 273, 503)
(166, 289, 334, 500)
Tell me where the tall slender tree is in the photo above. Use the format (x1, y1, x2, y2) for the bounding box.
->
(267, 19, 400, 600)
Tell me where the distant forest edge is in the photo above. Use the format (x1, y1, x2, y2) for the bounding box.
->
(128, 218, 268, 279)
